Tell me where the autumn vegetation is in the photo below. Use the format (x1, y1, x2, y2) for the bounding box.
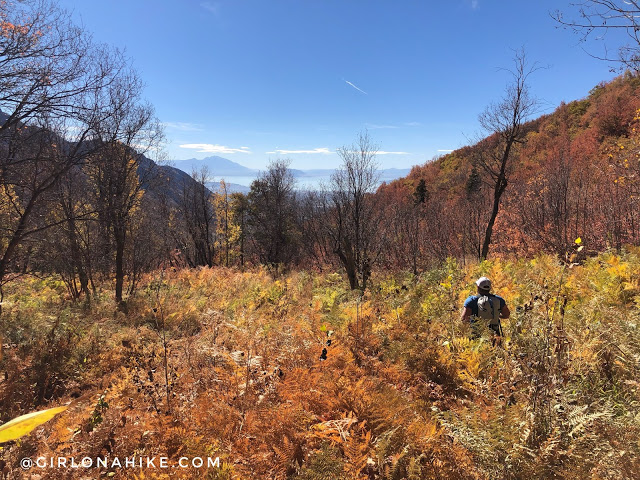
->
(1, 251, 639, 479)
(2, 0, 640, 478)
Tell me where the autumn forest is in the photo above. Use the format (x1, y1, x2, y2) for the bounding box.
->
(1, 0, 640, 479)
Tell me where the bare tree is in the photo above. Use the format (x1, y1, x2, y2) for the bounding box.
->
(47, 165, 96, 299)
(477, 50, 539, 260)
(0, 0, 118, 132)
(297, 190, 333, 270)
(247, 159, 299, 269)
(553, 1, 640, 70)
(379, 183, 427, 275)
(177, 167, 216, 267)
(324, 131, 382, 291)
(0, 0, 152, 300)
(88, 73, 163, 305)
(230, 192, 249, 267)
(214, 180, 232, 267)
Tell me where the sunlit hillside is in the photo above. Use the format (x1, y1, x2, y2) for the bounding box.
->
(1, 248, 638, 479)
(380, 73, 640, 261)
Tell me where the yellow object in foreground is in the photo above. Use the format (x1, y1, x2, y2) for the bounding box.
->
(0, 406, 68, 443)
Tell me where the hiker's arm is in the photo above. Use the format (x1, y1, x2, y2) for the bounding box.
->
(501, 304, 510, 319)
(461, 307, 472, 323)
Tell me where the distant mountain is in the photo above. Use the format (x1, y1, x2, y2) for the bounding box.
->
(173, 156, 258, 176)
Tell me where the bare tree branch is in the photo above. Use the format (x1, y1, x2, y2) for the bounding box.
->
(553, 1, 640, 70)
(476, 50, 539, 260)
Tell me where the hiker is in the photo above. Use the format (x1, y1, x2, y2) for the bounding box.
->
(461, 276, 510, 341)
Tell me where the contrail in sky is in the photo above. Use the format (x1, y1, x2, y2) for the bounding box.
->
(344, 80, 368, 95)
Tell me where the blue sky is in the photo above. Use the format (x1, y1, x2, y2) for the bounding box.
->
(57, 0, 623, 169)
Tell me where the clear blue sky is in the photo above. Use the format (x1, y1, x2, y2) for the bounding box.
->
(57, 0, 622, 169)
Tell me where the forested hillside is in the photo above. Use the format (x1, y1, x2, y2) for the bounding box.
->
(380, 73, 640, 263)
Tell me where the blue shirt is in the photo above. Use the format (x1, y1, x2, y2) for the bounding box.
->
(464, 294, 506, 317)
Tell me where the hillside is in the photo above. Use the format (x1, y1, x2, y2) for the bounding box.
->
(380, 73, 640, 260)
(0, 109, 206, 209)
(0, 252, 638, 478)
(140, 155, 208, 206)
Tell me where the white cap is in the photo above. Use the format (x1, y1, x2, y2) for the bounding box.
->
(476, 276, 491, 290)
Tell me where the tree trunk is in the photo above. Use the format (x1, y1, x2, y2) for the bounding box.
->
(66, 217, 90, 298)
(336, 244, 359, 290)
(481, 177, 507, 260)
(115, 224, 126, 305)
(0, 196, 36, 286)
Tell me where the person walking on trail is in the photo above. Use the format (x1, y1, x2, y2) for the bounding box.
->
(461, 276, 510, 342)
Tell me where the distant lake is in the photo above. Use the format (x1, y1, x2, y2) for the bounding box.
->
(210, 171, 407, 191)
(210, 175, 331, 190)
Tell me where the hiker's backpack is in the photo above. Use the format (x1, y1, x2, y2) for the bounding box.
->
(477, 294, 501, 326)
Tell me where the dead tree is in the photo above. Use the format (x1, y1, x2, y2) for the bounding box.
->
(477, 50, 539, 260)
